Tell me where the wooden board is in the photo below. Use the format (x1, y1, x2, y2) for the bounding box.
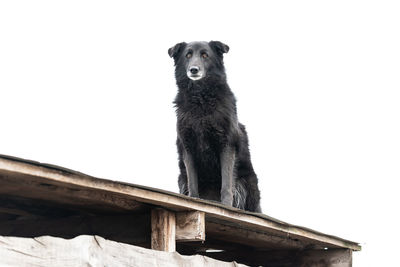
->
(0, 235, 247, 267)
(0, 154, 361, 252)
(151, 208, 176, 252)
(176, 211, 205, 242)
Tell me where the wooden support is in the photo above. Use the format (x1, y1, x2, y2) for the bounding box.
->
(0, 172, 144, 214)
(0, 154, 361, 260)
(151, 208, 176, 252)
(206, 219, 304, 249)
(176, 211, 205, 242)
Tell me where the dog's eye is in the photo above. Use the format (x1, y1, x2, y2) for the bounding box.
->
(186, 53, 192, 58)
(202, 53, 208, 58)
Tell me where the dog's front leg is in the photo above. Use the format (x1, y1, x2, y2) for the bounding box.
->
(183, 150, 199, 198)
(220, 146, 235, 206)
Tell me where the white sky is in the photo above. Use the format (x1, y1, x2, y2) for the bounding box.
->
(1, 1, 399, 266)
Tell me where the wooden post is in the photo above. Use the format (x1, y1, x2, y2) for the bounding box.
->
(151, 208, 176, 252)
(176, 211, 205, 242)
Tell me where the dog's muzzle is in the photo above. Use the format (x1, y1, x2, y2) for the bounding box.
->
(187, 66, 204, 80)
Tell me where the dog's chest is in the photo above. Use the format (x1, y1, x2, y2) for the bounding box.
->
(178, 109, 228, 152)
(179, 112, 225, 138)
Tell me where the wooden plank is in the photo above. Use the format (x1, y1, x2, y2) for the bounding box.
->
(151, 208, 176, 252)
(176, 211, 205, 242)
(206, 220, 304, 249)
(0, 195, 87, 218)
(0, 207, 32, 217)
(0, 235, 248, 267)
(0, 171, 145, 214)
(0, 156, 361, 251)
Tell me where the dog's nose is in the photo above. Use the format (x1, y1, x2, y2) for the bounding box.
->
(190, 66, 200, 74)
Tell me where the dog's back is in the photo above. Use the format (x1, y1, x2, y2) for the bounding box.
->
(169, 41, 261, 212)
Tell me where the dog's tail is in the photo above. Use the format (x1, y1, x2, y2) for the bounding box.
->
(235, 124, 262, 213)
(244, 175, 262, 213)
(234, 176, 261, 213)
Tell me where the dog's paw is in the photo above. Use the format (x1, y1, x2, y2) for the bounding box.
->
(188, 192, 199, 198)
(221, 197, 233, 207)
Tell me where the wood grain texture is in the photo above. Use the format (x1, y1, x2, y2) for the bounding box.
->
(0, 170, 144, 214)
(176, 211, 205, 242)
(206, 220, 304, 249)
(0, 155, 361, 252)
(151, 208, 176, 252)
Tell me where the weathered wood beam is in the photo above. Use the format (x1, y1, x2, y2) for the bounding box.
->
(176, 211, 205, 242)
(0, 156, 361, 251)
(206, 220, 304, 249)
(151, 208, 176, 252)
(0, 195, 82, 218)
(0, 172, 145, 214)
(0, 207, 32, 217)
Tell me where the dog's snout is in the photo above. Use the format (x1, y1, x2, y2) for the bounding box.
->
(190, 66, 200, 74)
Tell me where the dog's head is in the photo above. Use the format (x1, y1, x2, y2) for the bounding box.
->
(168, 41, 229, 81)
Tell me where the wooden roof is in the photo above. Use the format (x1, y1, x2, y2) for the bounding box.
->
(0, 154, 360, 263)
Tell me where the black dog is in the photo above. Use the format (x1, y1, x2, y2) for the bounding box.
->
(169, 41, 261, 212)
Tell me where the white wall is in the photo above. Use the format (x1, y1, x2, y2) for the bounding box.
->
(1, 1, 399, 266)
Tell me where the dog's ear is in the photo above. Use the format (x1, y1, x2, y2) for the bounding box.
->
(168, 42, 187, 59)
(209, 41, 229, 57)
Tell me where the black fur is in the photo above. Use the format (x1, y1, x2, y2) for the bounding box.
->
(169, 41, 261, 212)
